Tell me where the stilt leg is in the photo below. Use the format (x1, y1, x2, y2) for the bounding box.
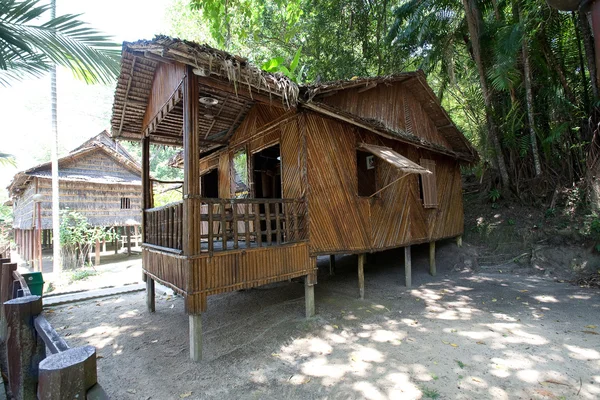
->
(329, 255, 336, 276)
(456, 235, 462, 247)
(305, 279, 315, 318)
(358, 253, 365, 299)
(146, 276, 155, 313)
(404, 246, 411, 287)
(429, 241, 436, 276)
(189, 314, 202, 362)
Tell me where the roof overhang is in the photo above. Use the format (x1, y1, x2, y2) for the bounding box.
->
(110, 36, 299, 150)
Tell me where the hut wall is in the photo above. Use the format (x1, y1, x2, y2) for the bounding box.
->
(207, 104, 297, 199)
(36, 179, 141, 229)
(320, 82, 453, 151)
(12, 182, 36, 229)
(305, 112, 463, 254)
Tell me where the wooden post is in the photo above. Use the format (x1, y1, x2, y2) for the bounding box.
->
(429, 241, 436, 276)
(305, 278, 315, 318)
(126, 227, 132, 256)
(189, 314, 202, 362)
(0, 261, 17, 396)
(5, 295, 45, 399)
(404, 246, 412, 287)
(456, 235, 463, 247)
(183, 65, 202, 361)
(134, 225, 139, 247)
(329, 255, 335, 276)
(37, 346, 97, 400)
(113, 228, 118, 255)
(358, 253, 365, 299)
(95, 239, 100, 267)
(146, 276, 155, 313)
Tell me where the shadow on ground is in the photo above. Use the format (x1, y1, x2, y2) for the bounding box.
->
(45, 240, 600, 399)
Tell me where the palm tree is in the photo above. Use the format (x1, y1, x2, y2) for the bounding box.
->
(0, 0, 120, 86)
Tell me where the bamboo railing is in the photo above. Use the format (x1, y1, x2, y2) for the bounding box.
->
(144, 200, 183, 252)
(143, 198, 307, 254)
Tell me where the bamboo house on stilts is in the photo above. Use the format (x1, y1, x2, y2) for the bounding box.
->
(110, 36, 478, 361)
(8, 131, 143, 269)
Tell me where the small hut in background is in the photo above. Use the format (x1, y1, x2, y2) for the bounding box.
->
(7, 131, 142, 269)
(109, 36, 477, 361)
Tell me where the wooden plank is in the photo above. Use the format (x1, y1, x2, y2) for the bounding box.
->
(305, 278, 315, 318)
(242, 203, 249, 246)
(208, 204, 214, 253)
(146, 276, 155, 312)
(254, 204, 262, 247)
(284, 201, 291, 242)
(275, 202, 281, 245)
(232, 201, 239, 249)
(189, 314, 202, 362)
(221, 202, 227, 250)
(265, 203, 272, 245)
(34, 315, 70, 354)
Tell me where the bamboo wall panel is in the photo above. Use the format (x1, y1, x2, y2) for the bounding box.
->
(185, 242, 312, 313)
(143, 249, 187, 294)
(218, 152, 230, 198)
(12, 183, 35, 229)
(306, 114, 371, 253)
(280, 119, 303, 199)
(322, 82, 453, 150)
(142, 62, 186, 128)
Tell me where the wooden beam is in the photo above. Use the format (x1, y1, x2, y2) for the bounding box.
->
(404, 246, 412, 287)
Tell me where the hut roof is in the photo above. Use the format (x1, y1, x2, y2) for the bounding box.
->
(302, 72, 478, 162)
(110, 37, 476, 163)
(70, 130, 138, 163)
(8, 132, 142, 197)
(110, 35, 299, 147)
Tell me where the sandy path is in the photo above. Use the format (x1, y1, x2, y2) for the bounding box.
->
(45, 242, 600, 399)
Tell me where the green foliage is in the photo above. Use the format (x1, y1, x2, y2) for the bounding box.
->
(488, 188, 501, 203)
(420, 386, 440, 399)
(0, 0, 120, 86)
(455, 360, 465, 369)
(261, 46, 304, 83)
(59, 210, 116, 269)
(70, 269, 98, 281)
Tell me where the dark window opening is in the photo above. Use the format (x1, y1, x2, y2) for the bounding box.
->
(201, 168, 219, 198)
(252, 144, 282, 199)
(120, 197, 131, 209)
(357, 150, 377, 197)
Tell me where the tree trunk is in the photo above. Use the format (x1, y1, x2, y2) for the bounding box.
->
(520, 5, 542, 176)
(50, 0, 62, 275)
(462, 0, 510, 187)
(578, 10, 599, 99)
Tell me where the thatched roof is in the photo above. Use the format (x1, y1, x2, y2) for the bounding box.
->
(302, 71, 478, 162)
(110, 36, 476, 163)
(8, 132, 142, 197)
(110, 36, 299, 148)
(70, 130, 138, 163)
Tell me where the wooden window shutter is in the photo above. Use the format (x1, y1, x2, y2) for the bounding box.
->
(420, 159, 438, 208)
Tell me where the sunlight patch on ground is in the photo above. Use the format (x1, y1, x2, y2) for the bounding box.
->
(564, 344, 600, 360)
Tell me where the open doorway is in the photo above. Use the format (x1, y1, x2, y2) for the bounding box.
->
(252, 144, 282, 244)
(201, 168, 219, 198)
(252, 144, 282, 199)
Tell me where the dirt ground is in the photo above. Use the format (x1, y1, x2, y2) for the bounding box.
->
(43, 239, 600, 399)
